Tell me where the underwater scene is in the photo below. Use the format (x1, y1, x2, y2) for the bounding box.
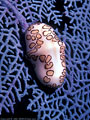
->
(0, 0, 90, 119)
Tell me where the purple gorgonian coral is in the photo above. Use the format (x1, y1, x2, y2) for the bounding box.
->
(0, 0, 90, 119)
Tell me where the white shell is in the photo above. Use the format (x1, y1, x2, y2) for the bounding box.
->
(25, 23, 66, 88)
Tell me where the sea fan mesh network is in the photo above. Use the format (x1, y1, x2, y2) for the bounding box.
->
(0, 0, 90, 119)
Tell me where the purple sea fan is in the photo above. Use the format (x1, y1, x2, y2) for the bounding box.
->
(0, 0, 90, 119)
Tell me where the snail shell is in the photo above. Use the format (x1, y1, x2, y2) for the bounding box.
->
(25, 22, 66, 88)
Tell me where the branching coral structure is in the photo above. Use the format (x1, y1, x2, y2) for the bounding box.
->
(0, 0, 90, 119)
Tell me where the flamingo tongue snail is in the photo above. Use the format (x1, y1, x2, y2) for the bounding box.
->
(25, 23, 66, 88)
